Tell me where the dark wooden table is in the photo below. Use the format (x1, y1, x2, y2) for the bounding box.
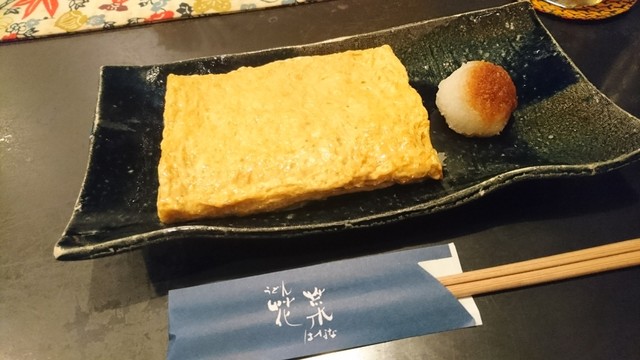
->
(1, 1, 638, 358)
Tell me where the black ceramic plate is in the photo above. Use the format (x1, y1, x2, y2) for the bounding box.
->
(55, 2, 640, 260)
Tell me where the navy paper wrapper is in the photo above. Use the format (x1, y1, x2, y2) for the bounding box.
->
(167, 244, 478, 359)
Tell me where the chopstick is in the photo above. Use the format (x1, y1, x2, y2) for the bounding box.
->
(438, 238, 640, 298)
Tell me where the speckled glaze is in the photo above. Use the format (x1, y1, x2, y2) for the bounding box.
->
(55, 2, 640, 260)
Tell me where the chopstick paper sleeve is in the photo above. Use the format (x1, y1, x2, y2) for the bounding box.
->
(167, 244, 478, 360)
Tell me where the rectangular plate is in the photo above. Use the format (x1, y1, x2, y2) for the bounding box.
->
(55, 2, 640, 260)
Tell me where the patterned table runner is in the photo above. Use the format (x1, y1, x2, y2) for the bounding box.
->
(0, 0, 326, 42)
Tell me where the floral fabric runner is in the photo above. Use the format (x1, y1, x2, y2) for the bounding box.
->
(0, 0, 325, 42)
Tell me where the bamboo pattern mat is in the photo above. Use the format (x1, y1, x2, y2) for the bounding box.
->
(530, 0, 636, 20)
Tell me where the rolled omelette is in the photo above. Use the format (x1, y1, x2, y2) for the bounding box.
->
(157, 45, 442, 223)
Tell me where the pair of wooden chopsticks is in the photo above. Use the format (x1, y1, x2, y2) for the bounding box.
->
(438, 238, 640, 298)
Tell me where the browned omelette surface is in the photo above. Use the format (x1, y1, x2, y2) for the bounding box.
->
(157, 45, 442, 223)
